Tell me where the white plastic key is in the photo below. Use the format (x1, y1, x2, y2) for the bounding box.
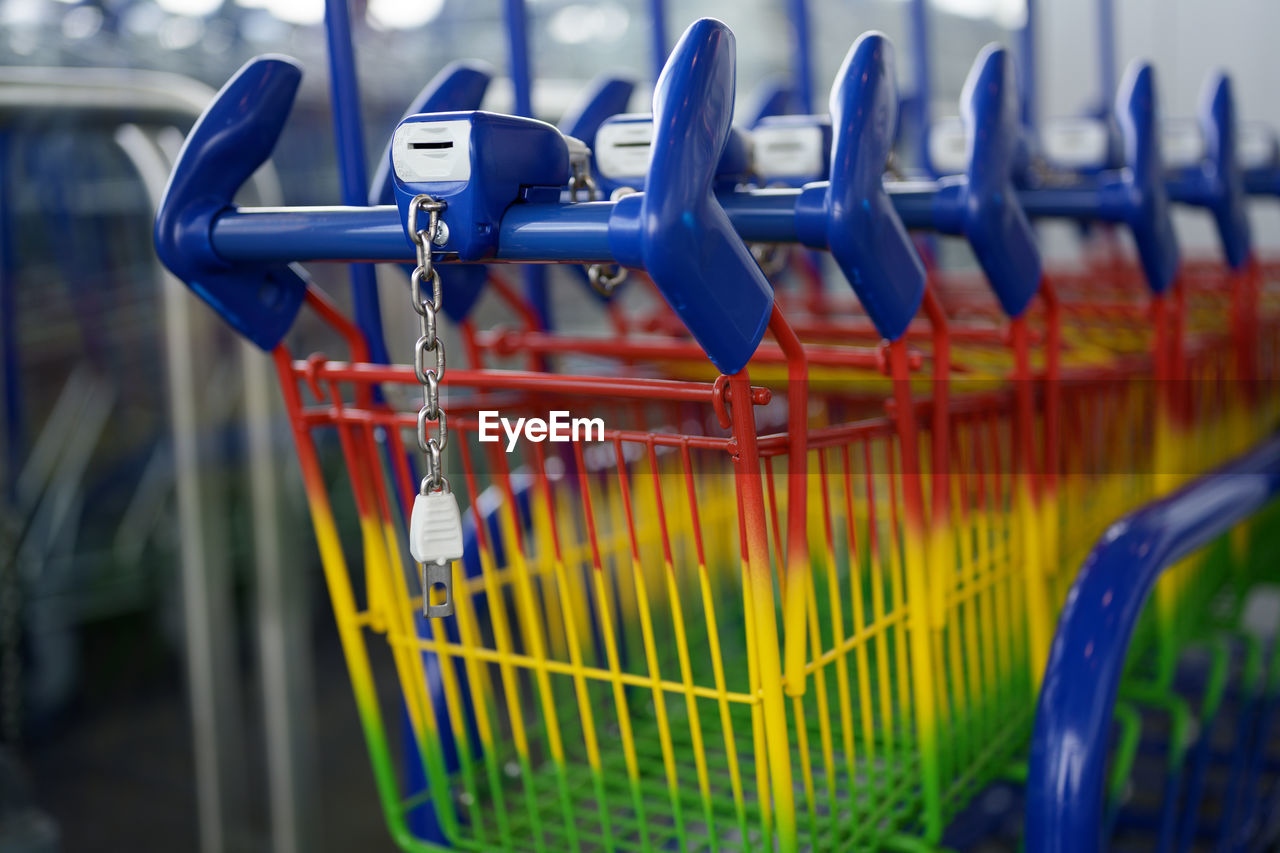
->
(410, 489, 464, 617)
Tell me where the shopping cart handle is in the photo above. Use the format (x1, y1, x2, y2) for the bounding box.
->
(1025, 431, 1280, 853)
(174, 21, 772, 370)
(951, 44, 1041, 318)
(796, 31, 924, 341)
(607, 18, 773, 373)
(1110, 63, 1180, 294)
(1166, 72, 1252, 270)
(590, 32, 926, 340)
(382, 18, 769, 373)
(1013, 62, 1178, 294)
(153, 55, 309, 350)
(370, 61, 493, 323)
(888, 45, 1042, 319)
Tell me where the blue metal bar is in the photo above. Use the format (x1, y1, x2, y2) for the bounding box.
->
(1018, 185, 1118, 220)
(1025, 431, 1280, 853)
(908, 0, 933, 174)
(720, 191, 801, 242)
(1097, 0, 1117, 118)
(210, 193, 812, 266)
(323, 0, 389, 364)
(1166, 168, 1207, 206)
(886, 182, 943, 229)
(786, 0, 814, 114)
(1020, 0, 1038, 133)
(211, 206, 412, 261)
(649, 0, 668, 83)
(502, 0, 551, 330)
(503, 0, 534, 119)
(1246, 169, 1280, 196)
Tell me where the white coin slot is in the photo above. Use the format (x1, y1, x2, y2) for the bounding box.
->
(392, 119, 472, 184)
(1240, 123, 1277, 171)
(1161, 119, 1205, 169)
(596, 119, 654, 180)
(1042, 117, 1109, 170)
(928, 116, 968, 175)
(753, 124, 825, 179)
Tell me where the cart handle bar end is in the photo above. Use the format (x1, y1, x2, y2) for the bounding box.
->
(950, 43, 1042, 319)
(1110, 60, 1180, 294)
(153, 54, 308, 350)
(804, 31, 925, 342)
(608, 17, 774, 374)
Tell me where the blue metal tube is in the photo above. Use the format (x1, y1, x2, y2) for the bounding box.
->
(1018, 186, 1114, 220)
(786, 0, 815, 114)
(649, 0, 668, 83)
(1246, 169, 1280, 196)
(886, 182, 941, 229)
(323, 0, 389, 363)
(908, 0, 933, 175)
(1020, 0, 1038, 133)
(1166, 170, 1206, 206)
(502, 0, 552, 330)
(211, 206, 411, 262)
(503, 0, 534, 119)
(210, 186, 1130, 271)
(720, 191, 801, 242)
(210, 193, 812, 266)
(1025, 431, 1280, 853)
(497, 202, 614, 260)
(1097, 0, 1117, 118)
(210, 204, 616, 263)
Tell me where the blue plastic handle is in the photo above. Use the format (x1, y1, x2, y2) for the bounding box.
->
(153, 55, 308, 350)
(370, 61, 493, 323)
(1166, 72, 1252, 271)
(1199, 72, 1252, 270)
(1108, 62, 1179, 293)
(806, 32, 925, 341)
(1013, 60, 1177, 294)
(952, 44, 1042, 318)
(608, 18, 773, 375)
(1025, 431, 1280, 853)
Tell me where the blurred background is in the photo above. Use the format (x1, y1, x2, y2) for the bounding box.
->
(0, 0, 1276, 850)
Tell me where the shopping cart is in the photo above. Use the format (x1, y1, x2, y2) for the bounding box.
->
(152, 7, 1280, 853)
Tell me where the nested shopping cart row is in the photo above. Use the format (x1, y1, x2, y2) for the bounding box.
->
(152, 7, 1280, 852)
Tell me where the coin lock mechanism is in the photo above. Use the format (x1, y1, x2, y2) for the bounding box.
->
(390, 110, 576, 616)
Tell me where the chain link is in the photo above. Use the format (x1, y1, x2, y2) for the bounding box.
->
(586, 185, 633, 296)
(407, 194, 450, 494)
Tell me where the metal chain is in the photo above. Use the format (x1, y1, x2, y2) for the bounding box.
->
(586, 185, 633, 296)
(568, 158, 598, 202)
(407, 194, 451, 495)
